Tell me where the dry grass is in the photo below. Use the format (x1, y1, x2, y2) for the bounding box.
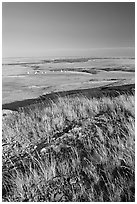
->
(2, 93, 135, 201)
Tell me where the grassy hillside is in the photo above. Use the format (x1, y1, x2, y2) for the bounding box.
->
(2, 93, 135, 201)
(2, 83, 135, 111)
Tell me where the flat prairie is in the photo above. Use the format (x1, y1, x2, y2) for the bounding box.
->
(2, 57, 135, 104)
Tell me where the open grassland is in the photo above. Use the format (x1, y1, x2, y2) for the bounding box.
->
(2, 57, 135, 104)
(2, 92, 135, 202)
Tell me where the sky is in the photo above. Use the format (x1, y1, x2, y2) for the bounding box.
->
(2, 2, 135, 58)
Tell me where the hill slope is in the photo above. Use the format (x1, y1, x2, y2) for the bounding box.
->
(2, 92, 135, 202)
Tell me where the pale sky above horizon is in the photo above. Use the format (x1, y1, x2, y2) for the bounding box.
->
(2, 2, 135, 58)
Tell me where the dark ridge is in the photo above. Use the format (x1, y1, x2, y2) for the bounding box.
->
(2, 83, 135, 111)
(100, 67, 135, 72)
(53, 58, 89, 63)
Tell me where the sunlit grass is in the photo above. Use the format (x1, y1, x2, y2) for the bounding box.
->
(2, 93, 135, 201)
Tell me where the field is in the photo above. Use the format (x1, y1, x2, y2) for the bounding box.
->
(2, 57, 135, 104)
(2, 57, 135, 201)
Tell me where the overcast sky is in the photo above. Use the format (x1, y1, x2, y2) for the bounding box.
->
(2, 2, 135, 58)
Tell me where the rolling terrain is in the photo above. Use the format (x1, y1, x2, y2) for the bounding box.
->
(2, 57, 135, 104)
(2, 57, 135, 201)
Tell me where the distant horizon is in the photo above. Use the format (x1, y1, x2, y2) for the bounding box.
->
(2, 52, 135, 65)
(2, 46, 135, 59)
(2, 47, 135, 59)
(2, 55, 135, 59)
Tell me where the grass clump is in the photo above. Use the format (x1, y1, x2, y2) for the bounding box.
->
(2, 93, 135, 202)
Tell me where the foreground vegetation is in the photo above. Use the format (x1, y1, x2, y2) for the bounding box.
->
(2, 93, 135, 201)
